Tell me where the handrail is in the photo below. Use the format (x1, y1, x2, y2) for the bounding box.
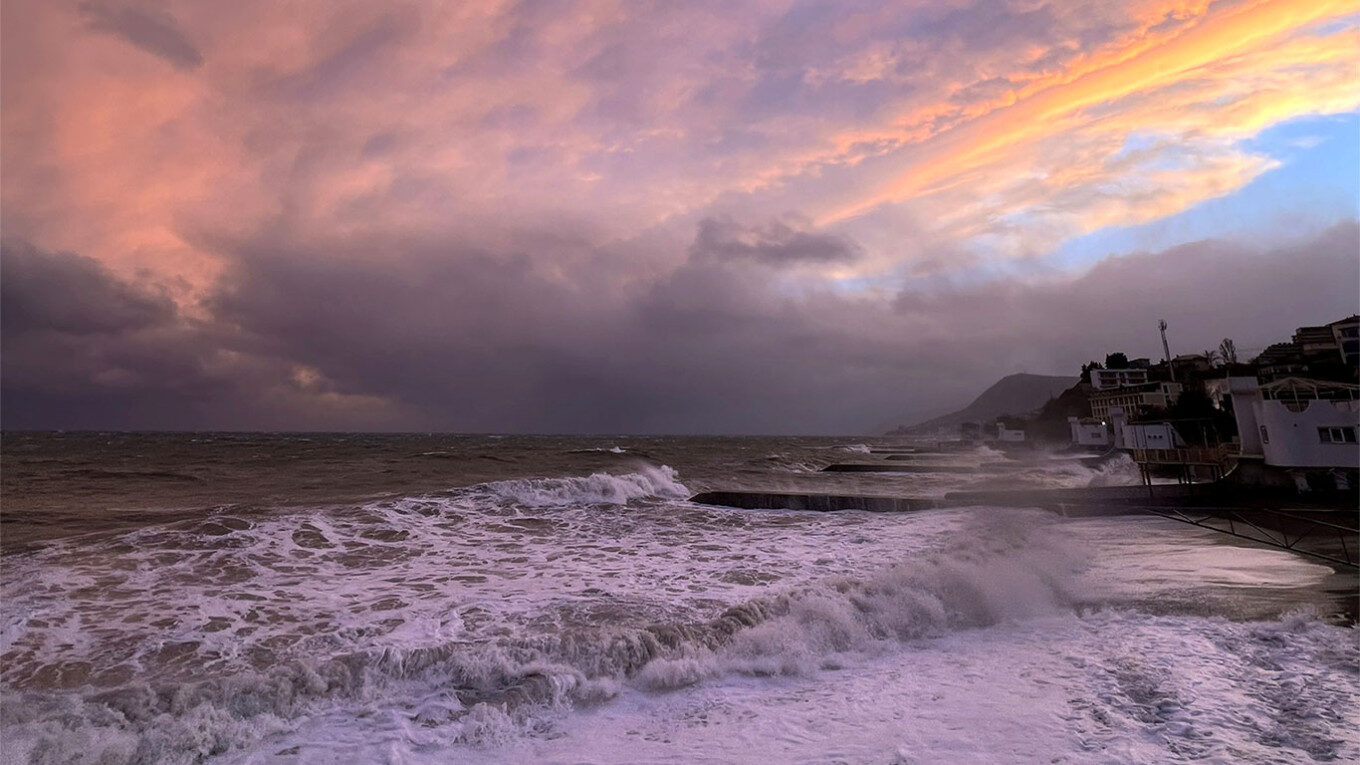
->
(1134, 504, 1358, 569)
(1130, 446, 1235, 466)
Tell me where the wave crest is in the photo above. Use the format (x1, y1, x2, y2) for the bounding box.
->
(451, 465, 690, 510)
(1, 510, 1085, 762)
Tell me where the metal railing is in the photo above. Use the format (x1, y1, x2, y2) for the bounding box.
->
(1130, 446, 1235, 466)
(1135, 504, 1358, 569)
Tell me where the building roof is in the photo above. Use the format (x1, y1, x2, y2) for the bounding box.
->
(1089, 381, 1170, 397)
(1253, 342, 1301, 365)
(1294, 326, 1336, 343)
(1259, 376, 1359, 402)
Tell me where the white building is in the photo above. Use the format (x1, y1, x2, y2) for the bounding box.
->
(995, 422, 1026, 442)
(1249, 378, 1360, 469)
(1109, 407, 1185, 450)
(1090, 367, 1149, 390)
(1089, 381, 1182, 419)
(1205, 376, 1265, 454)
(1330, 315, 1359, 367)
(1067, 417, 1111, 447)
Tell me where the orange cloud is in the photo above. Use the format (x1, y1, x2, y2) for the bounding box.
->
(2, 0, 1356, 301)
(820, 0, 1359, 225)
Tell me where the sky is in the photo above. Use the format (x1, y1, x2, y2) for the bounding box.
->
(2, 0, 1358, 434)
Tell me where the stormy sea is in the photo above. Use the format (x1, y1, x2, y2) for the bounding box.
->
(2, 432, 1356, 764)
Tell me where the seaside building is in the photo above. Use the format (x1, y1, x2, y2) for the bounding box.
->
(994, 421, 1026, 442)
(1295, 324, 1342, 358)
(1171, 353, 1214, 376)
(1090, 367, 1149, 390)
(1329, 315, 1360, 367)
(1254, 315, 1359, 383)
(1253, 342, 1307, 381)
(1205, 376, 1265, 454)
(1292, 315, 1359, 370)
(959, 421, 982, 443)
(1067, 417, 1111, 447)
(1089, 381, 1182, 420)
(1108, 407, 1185, 449)
(1219, 376, 1360, 490)
(1252, 378, 1360, 468)
(1293, 316, 1358, 363)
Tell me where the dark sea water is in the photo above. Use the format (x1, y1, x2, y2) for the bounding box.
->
(1, 432, 1356, 763)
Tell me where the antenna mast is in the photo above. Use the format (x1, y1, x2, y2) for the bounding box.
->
(1159, 319, 1175, 381)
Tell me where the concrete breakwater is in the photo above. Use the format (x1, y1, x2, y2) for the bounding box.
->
(821, 463, 979, 474)
(689, 484, 1359, 569)
(690, 491, 939, 513)
(693, 483, 1357, 515)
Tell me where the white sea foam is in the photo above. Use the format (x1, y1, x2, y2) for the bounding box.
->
(456, 609, 1359, 765)
(1, 507, 1077, 763)
(2, 455, 1352, 764)
(446, 464, 689, 509)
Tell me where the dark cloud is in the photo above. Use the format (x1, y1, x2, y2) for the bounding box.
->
(192, 221, 927, 433)
(0, 240, 401, 431)
(4, 222, 1357, 434)
(2, 239, 216, 428)
(690, 217, 863, 265)
(892, 221, 1360, 368)
(79, 2, 202, 70)
(0, 240, 174, 335)
(360, 132, 399, 157)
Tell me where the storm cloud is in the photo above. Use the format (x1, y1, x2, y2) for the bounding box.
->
(690, 217, 862, 265)
(78, 2, 203, 70)
(3, 2, 1357, 433)
(4, 221, 1356, 433)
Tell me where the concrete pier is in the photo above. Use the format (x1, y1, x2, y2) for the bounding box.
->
(689, 484, 1359, 568)
(821, 463, 978, 473)
(689, 491, 938, 513)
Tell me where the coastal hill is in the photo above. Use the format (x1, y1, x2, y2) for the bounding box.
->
(885, 373, 1077, 435)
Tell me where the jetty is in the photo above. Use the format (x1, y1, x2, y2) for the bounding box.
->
(821, 463, 978, 474)
(691, 482, 1359, 569)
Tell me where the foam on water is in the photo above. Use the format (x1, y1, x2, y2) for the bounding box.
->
(2, 455, 1354, 764)
(1, 465, 968, 761)
(454, 610, 1358, 765)
(3, 503, 1081, 763)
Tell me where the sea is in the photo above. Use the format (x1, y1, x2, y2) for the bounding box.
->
(1, 432, 1356, 764)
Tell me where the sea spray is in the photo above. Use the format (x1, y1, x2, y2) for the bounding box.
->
(5, 435, 1353, 764)
(2, 508, 1081, 761)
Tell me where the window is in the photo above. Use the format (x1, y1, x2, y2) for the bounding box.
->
(1318, 426, 1358, 444)
(1260, 425, 1269, 444)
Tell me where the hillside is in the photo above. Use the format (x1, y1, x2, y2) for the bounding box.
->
(886, 373, 1077, 435)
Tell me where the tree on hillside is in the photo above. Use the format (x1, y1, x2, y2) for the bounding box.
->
(1218, 338, 1238, 365)
(1168, 388, 1237, 444)
(1104, 352, 1128, 369)
(1079, 361, 1102, 383)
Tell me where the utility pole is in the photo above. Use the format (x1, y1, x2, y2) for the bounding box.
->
(1159, 319, 1175, 381)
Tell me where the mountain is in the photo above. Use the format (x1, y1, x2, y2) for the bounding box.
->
(884, 373, 1078, 435)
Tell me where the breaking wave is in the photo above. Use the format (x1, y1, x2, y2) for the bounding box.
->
(6, 446, 1354, 764)
(1, 510, 1089, 762)
(445, 465, 689, 510)
(759, 453, 824, 473)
